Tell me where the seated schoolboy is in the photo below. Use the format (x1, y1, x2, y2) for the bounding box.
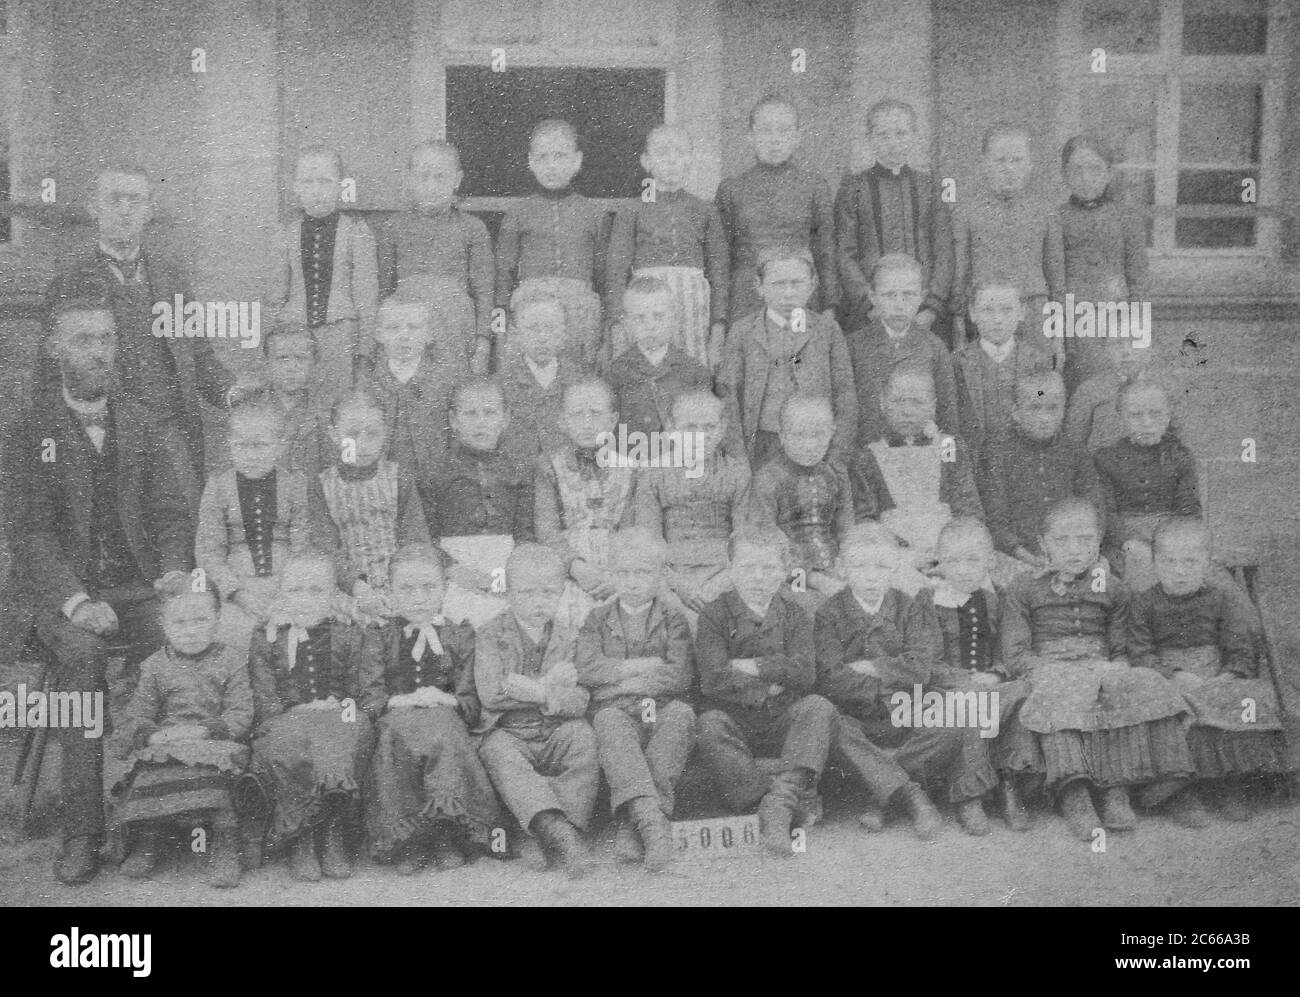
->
(634, 389, 751, 620)
(474, 543, 598, 879)
(848, 253, 960, 446)
(196, 402, 312, 647)
(427, 377, 534, 627)
(1064, 346, 1186, 453)
(694, 531, 840, 854)
(852, 369, 983, 574)
(498, 290, 596, 466)
(749, 394, 853, 600)
(359, 294, 466, 523)
(1000, 498, 1199, 840)
(246, 551, 384, 880)
(363, 546, 501, 874)
(926, 517, 1031, 830)
(308, 389, 432, 623)
(815, 525, 994, 837)
(109, 577, 251, 888)
(1094, 379, 1200, 592)
(718, 245, 857, 467)
(535, 378, 637, 631)
(261, 324, 335, 476)
(605, 274, 713, 438)
(976, 370, 1105, 581)
(576, 530, 696, 871)
(953, 276, 1053, 457)
(1128, 518, 1288, 821)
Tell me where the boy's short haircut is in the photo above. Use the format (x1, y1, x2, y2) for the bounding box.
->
(610, 528, 669, 568)
(869, 252, 924, 288)
(228, 399, 286, 438)
(295, 145, 345, 178)
(1016, 369, 1066, 405)
(1061, 133, 1117, 170)
(885, 367, 936, 402)
(157, 572, 222, 615)
(748, 92, 799, 129)
(451, 376, 507, 413)
(1153, 516, 1210, 556)
(937, 516, 995, 557)
(330, 387, 384, 427)
(729, 527, 792, 566)
(93, 163, 151, 195)
(669, 388, 725, 426)
(1042, 496, 1101, 536)
(840, 521, 904, 560)
(644, 123, 692, 154)
(971, 274, 1023, 304)
(47, 296, 116, 340)
(562, 377, 616, 413)
(530, 118, 580, 152)
(506, 542, 567, 585)
(388, 543, 447, 583)
(624, 273, 676, 306)
(865, 98, 917, 132)
(408, 139, 462, 172)
(755, 244, 817, 283)
(1117, 376, 1170, 412)
(263, 322, 318, 358)
(510, 286, 567, 324)
(778, 394, 833, 433)
(981, 124, 1032, 155)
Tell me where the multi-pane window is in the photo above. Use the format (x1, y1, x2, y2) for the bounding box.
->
(1060, 0, 1288, 255)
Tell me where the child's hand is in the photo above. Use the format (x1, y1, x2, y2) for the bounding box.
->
(234, 590, 273, 622)
(448, 563, 494, 593)
(546, 661, 579, 687)
(730, 658, 760, 677)
(414, 686, 459, 709)
(970, 671, 1001, 688)
(848, 659, 879, 677)
(767, 684, 785, 698)
(808, 571, 845, 596)
(387, 692, 418, 710)
(304, 696, 341, 712)
(914, 308, 937, 330)
(1172, 670, 1204, 689)
(571, 560, 616, 600)
(503, 673, 547, 704)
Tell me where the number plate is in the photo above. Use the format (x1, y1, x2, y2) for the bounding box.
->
(671, 815, 761, 861)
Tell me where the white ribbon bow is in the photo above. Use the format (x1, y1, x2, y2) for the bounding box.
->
(285, 624, 309, 670)
(404, 619, 447, 661)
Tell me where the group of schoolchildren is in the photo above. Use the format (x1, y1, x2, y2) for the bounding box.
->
(104, 93, 1289, 889)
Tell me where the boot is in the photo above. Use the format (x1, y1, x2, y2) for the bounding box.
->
(629, 796, 675, 873)
(895, 782, 941, 841)
(395, 843, 428, 876)
(290, 834, 322, 882)
(757, 772, 804, 857)
(1219, 783, 1251, 822)
(207, 824, 242, 889)
(1164, 787, 1212, 829)
(121, 828, 163, 880)
(319, 811, 354, 879)
(999, 778, 1030, 832)
(857, 803, 885, 833)
(1058, 781, 1101, 841)
(514, 833, 548, 872)
(956, 798, 990, 836)
(54, 836, 100, 886)
(612, 818, 644, 864)
(1098, 787, 1138, 831)
(429, 833, 467, 872)
(531, 810, 593, 880)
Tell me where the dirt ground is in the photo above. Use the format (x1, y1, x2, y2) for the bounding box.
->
(3, 740, 1297, 907)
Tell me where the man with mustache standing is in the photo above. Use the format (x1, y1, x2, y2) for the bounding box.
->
(14, 298, 195, 884)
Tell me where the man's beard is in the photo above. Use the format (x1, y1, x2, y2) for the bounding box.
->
(62, 362, 117, 401)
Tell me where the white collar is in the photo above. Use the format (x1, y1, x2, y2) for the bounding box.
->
(932, 580, 980, 609)
(636, 344, 670, 368)
(524, 354, 559, 387)
(881, 319, 911, 340)
(387, 356, 423, 385)
(63, 385, 107, 415)
(739, 593, 772, 619)
(765, 308, 790, 330)
(979, 337, 1017, 363)
(852, 589, 886, 616)
(619, 599, 654, 617)
(98, 239, 141, 264)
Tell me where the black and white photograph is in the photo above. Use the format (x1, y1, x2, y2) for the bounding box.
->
(0, 0, 1297, 920)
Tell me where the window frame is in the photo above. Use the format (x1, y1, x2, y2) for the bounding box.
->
(1056, 0, 1290, 261)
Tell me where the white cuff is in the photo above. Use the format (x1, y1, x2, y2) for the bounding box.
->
(62, 592, 92, 620)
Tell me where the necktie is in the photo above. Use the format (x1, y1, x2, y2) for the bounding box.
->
(404, 619, 446, 661)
